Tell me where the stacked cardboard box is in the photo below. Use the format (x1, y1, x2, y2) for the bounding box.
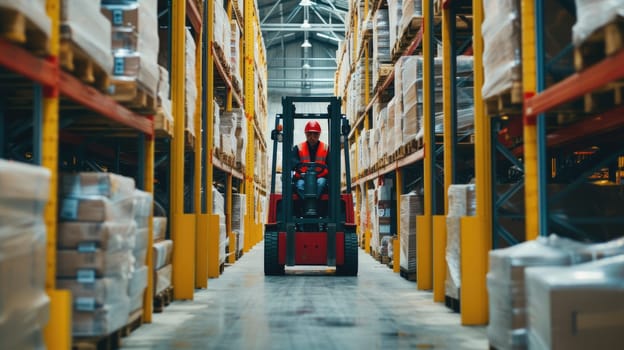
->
(128, 190, 152, 313)
(0, 160, 50, 350)
(387, 0, 403, 50)
(372, 9, 391, 87)
(399, 0, 422, 36)
(221, 108, 246, 165)
(185, 28, 198, 136)
(399, 192, 423, 274)
(61, 0, 113, 75)
(0, 0, 51, 45)
(230, 20, 242, 91)
(152, 214, 171, 298)
(573, 0, 624, 45)
(373, 180, 394, 257)
(156, 65, 174, 129)
(213, 187, 227, 265)
(101, 0, 160, 97)
(232, 194, 246, 256)
(444, 184, 476, 301)
(57, 172, 137, 336)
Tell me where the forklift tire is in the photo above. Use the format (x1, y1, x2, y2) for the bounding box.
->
(336, 232, 358, 276)
(264, 231, 285, 276)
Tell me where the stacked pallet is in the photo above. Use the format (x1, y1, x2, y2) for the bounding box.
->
(102, 0, 160, 111)
(221, 108, 247, 167)
(372, 179, 394, 258)
(372, 9, 391, 89)
(129, 190, 152, 315)
(0, 161, 50, 350)
(57, 173, 136, 337)
(232, 194, 246, 258)
(399, 191, 422, 279)
(61, 0, 113, 91)
(213, 187, 227, 267)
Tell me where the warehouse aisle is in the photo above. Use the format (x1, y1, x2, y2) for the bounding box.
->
(122, 246, 487, 350)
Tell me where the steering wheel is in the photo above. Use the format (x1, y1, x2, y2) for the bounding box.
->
(294, 162, 327, 175)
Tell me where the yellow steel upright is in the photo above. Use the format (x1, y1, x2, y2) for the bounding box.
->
(206, 0, 221, 279)
(244, 0, 256, 252)
(170, 0, 195, 299)
(418, 0, 434, 291)
(461, 0, 491, 325)
(393, 169, 402, 273)
(434, 4, 453, 302)
(521, 0, 539, 240)
(227, 174, 236, 264)
(43, 0, 72, 348)
(143, 134, 155, 322)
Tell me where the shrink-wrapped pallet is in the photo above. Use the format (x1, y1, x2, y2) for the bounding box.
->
(525, 255, 624, 350)
(0, 0, 51, 43)
(56, 249, 134, 279)
(133, 189, 152, 229)
(486, 236, 590, 350)
(481, 0, 521, 99)
(154, 264, 172, 295)
(73, 298, 130, 336)
(153, 216, 167, 242)
(57, 278, 129, 309)
(231, 20, 242, 87)
(127, 265, 148, 311)
(400, 56, 421, 142)
(185, 28, 198, 136)
(372, 9, 391, 87)
(61, 0, 113, 74)
(232, 194, 246, 255)
(60, 196, 136, 223)
(573, 0, 624, 46)
(58, 222, 136, 251)
(400, 192, 423, 273)
(388, 0, 403, 50)
(399, 0, 422, 36)
(103, 0, 160, 96)
(157, 65, 174, 124)
(153, 240, 173, 271)
(445, 184, 476, 300)
(61, 172, 135, 200)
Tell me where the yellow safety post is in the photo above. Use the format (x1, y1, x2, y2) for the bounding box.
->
(171, 0, 195, 299)
(434, 3, 453, 303)
(193, 11, 209, 288)
(143, 134, 155, 321)
(418, 0, 434, 291)
(521, 0, 538, 240)
(393, 168, 402, 273)
(461, 0, 491, 325)
(43, 0, 72, 347)
(244, 0, 256, 252)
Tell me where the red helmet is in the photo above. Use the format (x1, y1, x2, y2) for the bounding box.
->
(304, 121, 322, 133)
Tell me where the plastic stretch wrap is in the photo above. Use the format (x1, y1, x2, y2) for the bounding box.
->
(58, 221, 136, 251)
(580, 236, 624, 259)
(232, 194, 246, 254)
(133, 189, 152, 229)
(133, 249, 146, 269)
(0, 227, 49, 350)
(388, 0, 403, 50)
(399, 0, 422, 35)
(72, 298, 130, 336)
(212, 187, 225, 216)
(185, 28, 198, 135)
(386, 99, 396, 157)
(128, 265, 148, 299)
(400, 192, 422, 272)
(61, 172, 135, 200)
(0, 160, 50, 235)
(486, 235, 592, 350)
(153, 216, 167, 242)
(61, 0, 113, 74)
(525, 255, 624, 350)
(57, 277, 128, 310)
(129, 292, 143, 312)
(573, 0, 624, 46)
(157, 65, 173, 121)
(57, 249, 134, 279)
(60, 196, 136, 223)
(0, 0, 50, 37)
(213, 0, 228, 50)
(134, 228, 149, 252)
(153, 240, 173, 271)
(230, 20, 241, 81)
(154, 264, 172, 295)
(481, 0, 521, 99)
(220, 223, 227, 264)
(374, 9, 391, 61)
(214, 100, 221, 149)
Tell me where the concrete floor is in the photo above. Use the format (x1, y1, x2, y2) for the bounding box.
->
(122, 244, 488, 350)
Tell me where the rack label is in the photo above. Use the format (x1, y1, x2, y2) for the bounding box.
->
(114, 57, 125, 75)
(113, 10, 123, 25)
(76, 297, 96, 311)
(77, 269, 96, 283)
(60, 198, 79, 220)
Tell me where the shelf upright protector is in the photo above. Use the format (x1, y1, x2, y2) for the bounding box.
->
(42, 0, 72, 347)
(143, 131, 155, 322)
(170, 0, 195, 300)
(521, 0, 539, 241)
(244, 0, 257, 251)
(461, 0, 490, 325)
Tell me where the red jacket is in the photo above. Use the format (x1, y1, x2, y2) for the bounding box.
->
(295, 141, 329, 179)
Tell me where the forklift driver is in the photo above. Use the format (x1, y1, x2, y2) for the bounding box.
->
(292, 120, 329, 204)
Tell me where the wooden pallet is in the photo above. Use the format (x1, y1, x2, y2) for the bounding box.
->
(484, 82, 523, 116)
(0, 6, 48, 54)
(374, 64, 394, 93)
(574, 17, 624, 72)
(60, 39, 110, 92)
(404, 137, 424, 154)
(154, 108, 174, 138)
(110, 79, 157, 114)
(153, 286, 174, 313)
(400, 268, 416, 281)
(73, 329, 122, 350)
(120, 309, 144, 338)
(392, 16, 425, 60)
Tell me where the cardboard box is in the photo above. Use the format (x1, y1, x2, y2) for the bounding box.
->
(60, 196, 135, 222)
(128, 265, 148, 297)
(153, 216, 167, 242)
(57, 277, 128, 309)
(57, 221, 136, 250)
(61, 172, 135, 200)
(153, 264, 172, 295)
(72, 299, 130, 336)
(56, 249, 131, 278)
(153, 240, 173, 270)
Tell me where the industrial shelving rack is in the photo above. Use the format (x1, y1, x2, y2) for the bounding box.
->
(0, 0, 268, 347)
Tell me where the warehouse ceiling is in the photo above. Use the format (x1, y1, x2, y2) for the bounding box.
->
(258, 0, 347, 94)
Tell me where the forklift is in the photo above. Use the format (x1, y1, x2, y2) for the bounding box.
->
(264, 96, 358, 276)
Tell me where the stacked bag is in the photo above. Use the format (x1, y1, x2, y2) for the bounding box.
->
(101, 0, 160, 99)
(0, 160, 50, 349)
(57, 173, 135, 336)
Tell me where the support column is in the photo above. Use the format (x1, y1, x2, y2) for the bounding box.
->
(244, 0, 256, 252)
(393, 169, 402, 273)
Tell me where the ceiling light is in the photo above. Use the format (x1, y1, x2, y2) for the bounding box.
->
(301, 39, 311, 48)
(299, 0, 312, 6)
(316, 33, 341, 42)
(302, 63, 311, 69)
(301, 19, 310, 28)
